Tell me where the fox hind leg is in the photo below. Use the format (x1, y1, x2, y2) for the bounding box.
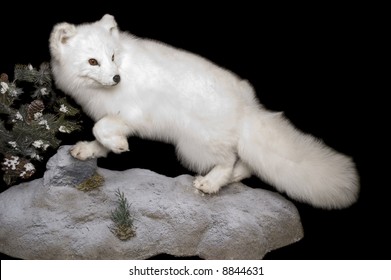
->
(193, 155, 240, 193)
(193, 164, 234, 193)
(231, 159, 252, 183)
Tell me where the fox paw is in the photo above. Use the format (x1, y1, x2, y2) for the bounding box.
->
(97, 136, 129, 154)
(70, 141, 96, 161)
(193, 176, 220, 194)
(108, 136, 129, 154)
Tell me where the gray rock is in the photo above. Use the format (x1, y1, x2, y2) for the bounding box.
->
(0, 146, 303, 259)
(43, 145, 97, 187)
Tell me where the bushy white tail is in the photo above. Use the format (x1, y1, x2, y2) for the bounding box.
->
(238, 110, 359, 209)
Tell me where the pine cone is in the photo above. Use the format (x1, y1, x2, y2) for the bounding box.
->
(0, 73, 8, 82)
(26, 100, 45, 123)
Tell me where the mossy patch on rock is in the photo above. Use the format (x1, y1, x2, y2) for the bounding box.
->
(76, 172, 104, 192)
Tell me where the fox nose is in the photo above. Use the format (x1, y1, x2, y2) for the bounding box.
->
(113, 75, 121, 84)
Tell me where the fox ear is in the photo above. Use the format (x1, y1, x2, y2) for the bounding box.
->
(50, 22, 76, 44)
(100, 14, 119, 36)
(49, 23, 77, 58)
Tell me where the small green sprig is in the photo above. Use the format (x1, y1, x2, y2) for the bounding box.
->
(110, 189, 135, 240)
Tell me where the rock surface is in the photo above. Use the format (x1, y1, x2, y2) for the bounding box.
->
(0, 146, 303, 259)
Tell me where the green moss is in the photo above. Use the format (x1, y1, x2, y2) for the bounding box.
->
(76, 172, 104, 192)
(110, 189, 135, 241)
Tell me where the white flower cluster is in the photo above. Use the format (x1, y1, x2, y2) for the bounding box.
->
(59, 125, 71, 133)
(8, 87, 21, 98)
(1, 81, 9, 94)
(2, 155, 36, 178)
(38, 119, 50, 130)
(3, 156, 20, 170)
(59, 104, 69, 113)
(29, 152, 42, 161)
(33, 110, 50, 130)
(32, 140, 49, 150)
(20, 163, 35, 178)
(8, 141, 17, 149)
(0, 82, 21, 97)
(40, 87, 49, 96)
(34, 112, 43, 120)
(14, 111, 23, 121)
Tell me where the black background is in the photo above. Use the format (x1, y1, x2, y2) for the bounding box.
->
(0, 3, 384, 260)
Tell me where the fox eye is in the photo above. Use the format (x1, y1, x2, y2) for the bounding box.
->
(112, 54, 115, 61)
(88, 59, 99, 66)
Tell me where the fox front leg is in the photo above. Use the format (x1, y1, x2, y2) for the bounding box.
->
(70, 115, 130, 160)
(70, 140, 109, 160)
(92, 115, 130, 154)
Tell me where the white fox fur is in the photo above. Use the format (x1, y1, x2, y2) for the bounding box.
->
(49, 14, 359, 209)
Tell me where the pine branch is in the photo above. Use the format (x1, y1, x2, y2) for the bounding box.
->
(55, 97, 80, 117)
(0, 81, 20, 114)
(0, 121, 14, 154)
(1, 63, 83, 186)
(12, 120, 61, 153)
(0, 103, 15, 116)
(14, 63, 52, 87)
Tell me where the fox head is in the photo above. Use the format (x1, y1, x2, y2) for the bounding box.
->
(49, 14, 121, 88)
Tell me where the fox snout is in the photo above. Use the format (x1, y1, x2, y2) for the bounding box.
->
(113, 74, 120, 84)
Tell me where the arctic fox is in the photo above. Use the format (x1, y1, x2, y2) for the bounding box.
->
(49, 14, 359, 209)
